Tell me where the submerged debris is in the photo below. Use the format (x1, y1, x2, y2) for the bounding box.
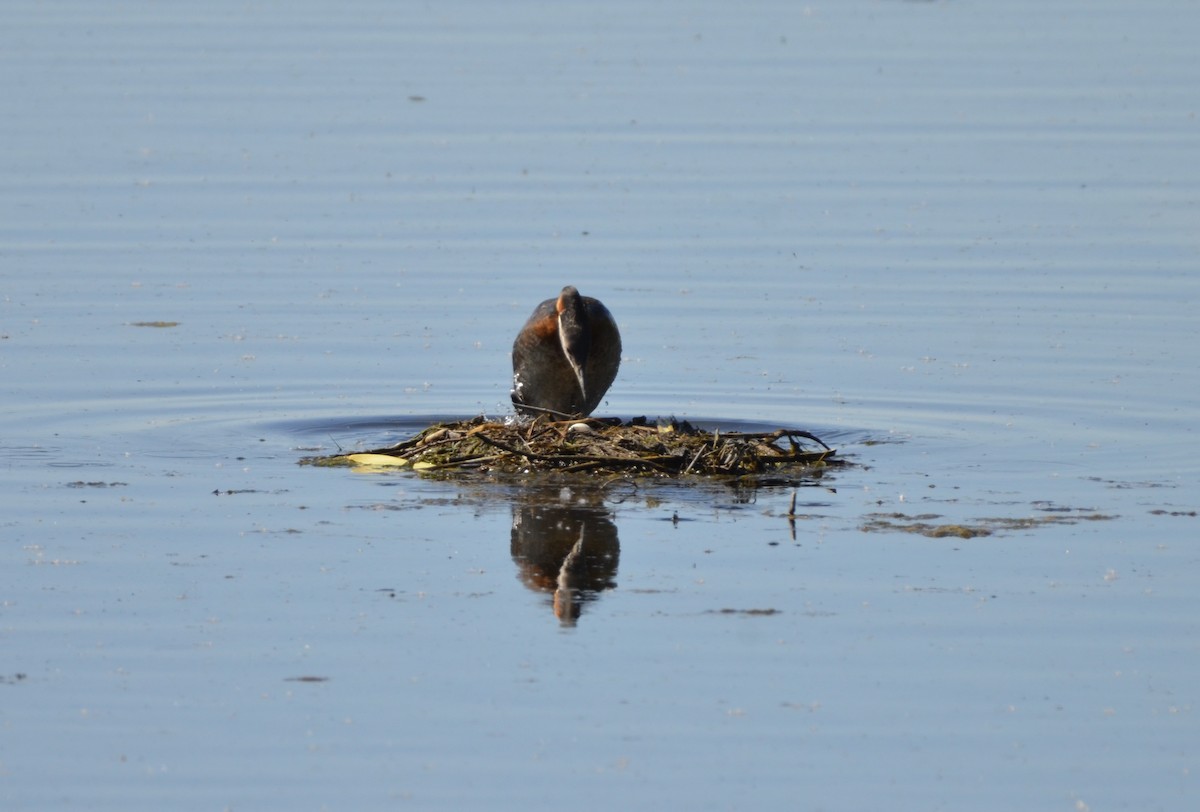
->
(859, 510, 1118, 538)
(302, 415, 838, 479)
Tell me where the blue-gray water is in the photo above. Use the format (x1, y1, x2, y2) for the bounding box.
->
(2, 1, 1197, 810)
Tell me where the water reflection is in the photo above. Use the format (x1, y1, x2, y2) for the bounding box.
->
(510, 486, 619, 627)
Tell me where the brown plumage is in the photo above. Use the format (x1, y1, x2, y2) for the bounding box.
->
(511, 286, 621, 418)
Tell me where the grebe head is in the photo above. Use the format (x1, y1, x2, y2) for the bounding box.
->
(555, 286, 590, 401)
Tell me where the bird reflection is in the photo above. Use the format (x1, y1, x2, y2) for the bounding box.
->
(510, 487, 620, 626)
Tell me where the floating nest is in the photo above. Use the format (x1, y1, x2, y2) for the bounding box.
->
(303, 416, 839, 479)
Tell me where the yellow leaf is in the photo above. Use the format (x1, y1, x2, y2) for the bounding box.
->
(346, 454, 409, 467)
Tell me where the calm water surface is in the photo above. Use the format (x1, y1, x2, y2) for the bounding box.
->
(2, 1, 1197, 810)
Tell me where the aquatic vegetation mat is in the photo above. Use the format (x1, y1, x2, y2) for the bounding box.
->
(859, 509, 1118, 538)
(302, 416, 838, 478)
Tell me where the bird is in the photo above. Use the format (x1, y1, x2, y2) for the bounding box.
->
(511, 286, 621, 418)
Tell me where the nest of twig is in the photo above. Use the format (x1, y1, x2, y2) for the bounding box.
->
(302, 416, 838, 478)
